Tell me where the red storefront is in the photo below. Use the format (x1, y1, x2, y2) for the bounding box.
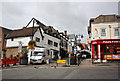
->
(91, 39, 120, 63)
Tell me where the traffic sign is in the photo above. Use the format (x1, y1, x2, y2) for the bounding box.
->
(57, 60, 66, 63)
(68, 42, 72, 54)
(18, 41, 22, 52)
(18, 52, 22, 55)
(69, 54, 71, 58)
(67, 51, 72, 54)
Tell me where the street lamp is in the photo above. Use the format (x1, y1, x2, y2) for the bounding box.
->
(74, 34, 83, 65)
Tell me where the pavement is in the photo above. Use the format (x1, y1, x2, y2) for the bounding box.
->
(1, 58, 119, 70)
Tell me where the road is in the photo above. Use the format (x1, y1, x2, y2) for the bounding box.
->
(2, 67, 118, 79)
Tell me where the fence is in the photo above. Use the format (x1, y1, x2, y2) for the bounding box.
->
(0, 57, 19, 67)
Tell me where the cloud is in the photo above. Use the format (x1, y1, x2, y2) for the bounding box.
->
(1, 2, 118, 43)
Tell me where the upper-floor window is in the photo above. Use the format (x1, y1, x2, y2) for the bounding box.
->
(36, 37, 40, 42)
(54, 42, 58, 47)
(114, 28, 120, 36)
(48, 40, 53, 45)
(11, 38, 14, 41)
(101, 28, 106, 37)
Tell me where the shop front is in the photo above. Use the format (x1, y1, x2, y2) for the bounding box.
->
(91, 39, 120, 63)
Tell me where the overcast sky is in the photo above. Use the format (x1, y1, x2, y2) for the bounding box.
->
(1, 1, 119, 43)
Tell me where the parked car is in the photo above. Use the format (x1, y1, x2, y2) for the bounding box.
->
(29, 47, 51, 64)
(81, 51, 91, 59)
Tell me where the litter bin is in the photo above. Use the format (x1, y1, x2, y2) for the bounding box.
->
(46, 59, 49, 64)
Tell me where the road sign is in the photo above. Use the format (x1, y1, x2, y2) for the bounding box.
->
(18, 52, 22, 55)
(67, 51, 72, 54)
(68, 42, 72, 54)
(18, 41, 22, 53)
(57, 60, 66, 63)
(69, 54, 71, 58)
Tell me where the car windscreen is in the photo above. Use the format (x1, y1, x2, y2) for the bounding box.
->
(34, 52, 44, 56)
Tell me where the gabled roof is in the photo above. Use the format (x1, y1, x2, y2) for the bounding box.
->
(6, 27, 39, 38)
(0, 26, 12, 36)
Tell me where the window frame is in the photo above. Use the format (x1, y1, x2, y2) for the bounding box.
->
(114, 27, 120, 36)
(36, 37, 40, 42)
(48, 39, 53, 45)
(101, 28, 106, 37)
(54, 42, 58, 47)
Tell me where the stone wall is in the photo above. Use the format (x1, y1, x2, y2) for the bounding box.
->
(6, 47, 27, 58)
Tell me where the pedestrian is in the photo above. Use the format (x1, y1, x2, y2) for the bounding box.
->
(77, 52, 81, 66)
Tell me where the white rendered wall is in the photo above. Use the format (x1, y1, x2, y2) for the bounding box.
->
(91, 22, 120, 40)
(6, 37, 31, 47)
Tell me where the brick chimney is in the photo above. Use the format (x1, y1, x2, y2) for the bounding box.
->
(64, 30, 67, 36)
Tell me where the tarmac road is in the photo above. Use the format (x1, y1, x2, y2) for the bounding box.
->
(2, 66, 118, 79)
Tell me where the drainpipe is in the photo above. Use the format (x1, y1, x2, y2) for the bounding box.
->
(109, 25, 111, 39)
(32, 19, 35, 40)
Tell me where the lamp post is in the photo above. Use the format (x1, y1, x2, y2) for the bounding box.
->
(74, 34, 83, 65)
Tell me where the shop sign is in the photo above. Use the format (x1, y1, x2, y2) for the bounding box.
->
(112, 55, 119, 58)
(102, 41, 120, 44)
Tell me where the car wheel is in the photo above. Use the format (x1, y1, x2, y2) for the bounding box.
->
(42, 60, 44, 64)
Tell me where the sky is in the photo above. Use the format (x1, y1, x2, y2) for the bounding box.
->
(0, 0, 119, 43)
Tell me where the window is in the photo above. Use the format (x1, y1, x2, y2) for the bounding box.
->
(114, 28, 120, 36)
(0, 37, 1, 42)
(11, 38, 14, 41)
(48, 40, 53, 45)
(101, 28, 106, 37)
(36, 37, 40, 42)
(54, 42, 58, 47)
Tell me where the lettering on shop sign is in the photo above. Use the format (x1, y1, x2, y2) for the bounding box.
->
(103, 41, 120, 43)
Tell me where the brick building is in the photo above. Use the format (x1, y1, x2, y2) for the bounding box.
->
(0, 27, 12, 59)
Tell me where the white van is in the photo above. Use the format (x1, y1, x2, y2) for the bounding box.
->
(29, 47, 51, 64)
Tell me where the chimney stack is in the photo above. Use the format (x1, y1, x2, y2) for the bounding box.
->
(64, 30, 67, 36)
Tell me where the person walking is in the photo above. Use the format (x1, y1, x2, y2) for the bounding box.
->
(77, 52, 81, 66)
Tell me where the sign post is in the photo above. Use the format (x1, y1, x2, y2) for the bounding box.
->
(18, 41, 22, 65)
(67, 42, 72, 65)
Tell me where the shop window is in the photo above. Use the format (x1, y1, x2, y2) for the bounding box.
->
(107, 44, 110, 46)
(48, 40, 53, 45)
(107, 47, 117, 55)
(36, 37, 40, 42)
(101, 28, 106, 37)
(114, 28, 120, 36)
